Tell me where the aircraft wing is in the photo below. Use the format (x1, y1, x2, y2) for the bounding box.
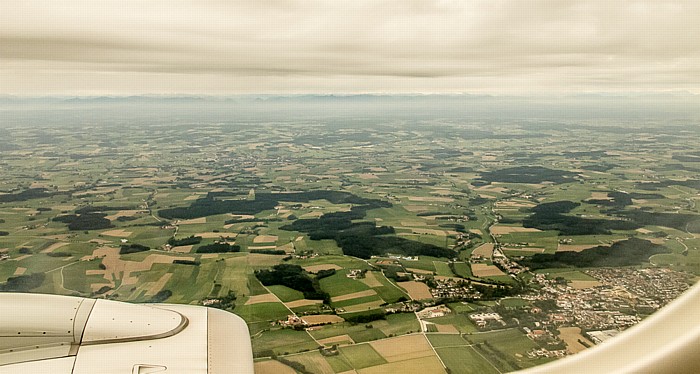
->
(0, 293, 253, 373)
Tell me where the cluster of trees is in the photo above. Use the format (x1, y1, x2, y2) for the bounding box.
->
(520, 238, 668, 270)
(195, 243, 240, 253)
(0, 188, 61, 203)
(381, 265, 412, 282)
(74, 205, 134, 214)
(587, 191, 664, 208)
(47, 252, 72, 257)
(522, 200, 638, 235)
(0, 231, 9, 236)
(344, 310, 386, 324)
(249, 249, 286, 255)
(255, 264, 330, 303)
(159, 190, 388, 220)
(274, 357, 312, 374)
(168, 235, 202, 246)
(53, 212, 113, 231)
(0, 273, 45, 291)
(148, 290, 172, 303)
(282, 208, 456, 259)
(478, 166, 577, 185)
(119, 243, 150, 254)
(636, 179, 700, 191)
(473, 283, 522, 299)
(672, 151, 700, 163)
(617, 209, 700, 234)
(224, 217, 281, 224)
(173, 259, 201, 266)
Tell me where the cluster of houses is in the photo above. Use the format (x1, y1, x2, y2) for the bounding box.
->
(468, 312, 505, 328)
(346, 269, 366, 279)
(416, 305, 451, 319)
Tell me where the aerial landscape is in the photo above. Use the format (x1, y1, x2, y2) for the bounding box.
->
(0, 96, 698, 373)
(2, 1, 700, 373)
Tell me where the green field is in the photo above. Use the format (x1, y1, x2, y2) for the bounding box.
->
(236, 302, 290, 323)
(252, 328, 319, 356)
(338, 344, 387, 369)
(319, 271, 371, 297)
(427, 334, 470, 348)
(267, 285, 304, 302)
(436, 346, 500, 374)
(451, 262, 473, 278)
(433, 261, 455, 276)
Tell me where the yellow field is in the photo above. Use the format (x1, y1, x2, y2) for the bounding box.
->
(300, 211, 324, 218)
(254, 360, 295, 374)
(247, 253, 285, 267)
(229, 214, 256, 220)
(403, 205, 430, 212)
(197, 232, 236, 239)
(284, 352, 335, 374)
(40, 242, 69, 253)
(13, 267, 26, 276)
(184, 194, 205, 201)
(397, 281, 433, 300)
(245, 294, 281, 305)
(357, 356, 445, 374)
(304, 264, 343, 273)
(285, 299, 323, 308)
(406, 196, 454, 202)
(253, 235, 279, 243)
(100, 229, 133, 238)
(369, 335, 435, 363)
(360, 271, 383, 287)
(471, 243, 494, 258)
(105, 210, 144, 221)
(503, 247, 545, 253)
(358, 173, 379, 179)
(178, 217, 206, 224)
(276, 242, 295, 253)
(301, 315, 345, 325)
(84, 246, 195, 286)
(406, 268, 433, 275)
(590, 192, 612, 200)
(145, 273, 172, 296)
(490, 226, 541, 235)
(471, 263, 506, 277)
(317, 334, 355, 346)
(570, 280, 603, 289)
(331, 289, 377, 302)
(476, 185, 508, 193)
(558, 327, 594, 354)
(495, 201, 536, 208)
(436, 324, 459, 333)
(170, 245, 193, 253)
(557, 244, 599, 252)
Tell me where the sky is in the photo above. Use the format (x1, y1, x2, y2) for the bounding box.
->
(1, 0, 699, 95)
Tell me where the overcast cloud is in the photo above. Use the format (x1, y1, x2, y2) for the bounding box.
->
(1, 0, 699, 95)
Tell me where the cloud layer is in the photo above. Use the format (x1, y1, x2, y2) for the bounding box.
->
(1, 0, 699, 94)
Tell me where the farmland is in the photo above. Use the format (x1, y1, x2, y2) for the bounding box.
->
(1, 110, 699, 373)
